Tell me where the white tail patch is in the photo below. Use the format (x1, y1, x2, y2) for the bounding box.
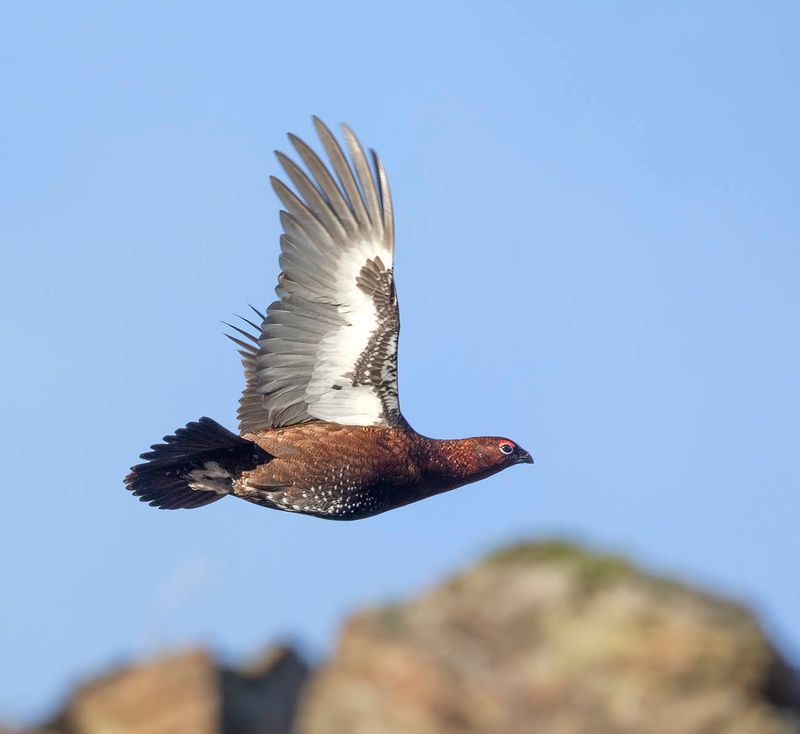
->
(187, 461, 232, 494)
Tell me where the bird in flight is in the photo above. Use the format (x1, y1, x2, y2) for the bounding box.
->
(125, 118, 532, 520)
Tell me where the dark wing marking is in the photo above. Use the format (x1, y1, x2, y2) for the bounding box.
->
(348, 257, 403, 425)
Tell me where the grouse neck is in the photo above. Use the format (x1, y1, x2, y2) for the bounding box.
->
(416, 435, 506, 488)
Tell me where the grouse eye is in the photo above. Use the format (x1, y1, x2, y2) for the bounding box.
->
(499, 442, 514, 455)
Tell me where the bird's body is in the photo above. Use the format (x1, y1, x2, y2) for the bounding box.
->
(236, 424, 522, 520)
(126, 118, 532, 520)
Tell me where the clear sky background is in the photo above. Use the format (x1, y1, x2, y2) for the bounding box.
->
(1, 1, 798, 724)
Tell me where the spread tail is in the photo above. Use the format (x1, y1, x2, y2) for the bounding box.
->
(125, 417, 270, 509)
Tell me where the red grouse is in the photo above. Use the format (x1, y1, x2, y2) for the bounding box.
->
(125, 119, 532, 520)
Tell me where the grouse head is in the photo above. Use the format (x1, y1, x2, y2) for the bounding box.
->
(431, 436, 533, 488)
(475, 437, 534, 470)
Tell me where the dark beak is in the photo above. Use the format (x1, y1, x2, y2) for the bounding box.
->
(516, 449, 534, 465)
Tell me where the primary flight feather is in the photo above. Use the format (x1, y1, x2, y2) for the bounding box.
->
(125, 118, 532, 520)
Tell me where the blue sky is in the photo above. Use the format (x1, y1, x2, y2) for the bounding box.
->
(1, 1, 798, 724)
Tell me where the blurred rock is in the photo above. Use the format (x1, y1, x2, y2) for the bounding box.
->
(298, 541, 800, 734)
(220, 646, 311, 734)
(6, 541, 799, 734)
(34, 645, 309, 734)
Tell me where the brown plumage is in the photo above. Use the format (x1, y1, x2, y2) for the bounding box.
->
(125, 119, 532, 520)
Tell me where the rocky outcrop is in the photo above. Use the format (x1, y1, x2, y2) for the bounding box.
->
(298, 542, 800, 734)
(5, 542, 799, 733)
(35, 645, 309, 734)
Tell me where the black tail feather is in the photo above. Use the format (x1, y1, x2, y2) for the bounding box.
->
(125, 417, 270, 510)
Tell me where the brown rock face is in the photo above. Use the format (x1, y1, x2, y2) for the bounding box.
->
(298, 542, 800, 734)
(52, 650, 219, 734)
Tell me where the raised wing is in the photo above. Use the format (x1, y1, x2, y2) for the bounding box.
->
(231, 118, 403, 434)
